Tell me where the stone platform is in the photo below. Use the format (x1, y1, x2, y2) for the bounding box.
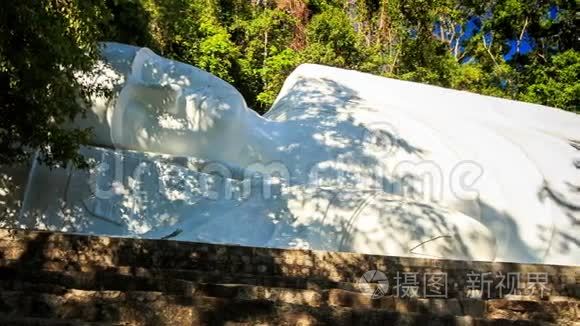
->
(0, 229, 577, 325)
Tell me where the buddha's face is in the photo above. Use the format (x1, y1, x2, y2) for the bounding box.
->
(84, 42, 250, 163)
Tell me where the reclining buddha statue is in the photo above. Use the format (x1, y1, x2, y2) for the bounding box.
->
(15, 42, 580, 265)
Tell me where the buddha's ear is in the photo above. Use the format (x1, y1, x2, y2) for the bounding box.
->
(130, 47, 162, 84)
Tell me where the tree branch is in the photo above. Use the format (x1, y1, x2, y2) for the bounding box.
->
(516, 17, 528, 53)
(482, 33, 498, 66)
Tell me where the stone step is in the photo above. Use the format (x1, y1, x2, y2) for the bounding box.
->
(0, 261, 354, 292)
(0, 290, 196, 325)
(0, 229, 577, 325)
(0, 266, 193, 296)
(0, 290, 560, 326)
(0, 278, 323, 309)
(1, 264, 577, 305)
(485, 299, 579, 325)
(1, 259, 577, 301)
(0, 316, 106, 326)
(0, 274, 576, 324)
(321, 289, 578, 324)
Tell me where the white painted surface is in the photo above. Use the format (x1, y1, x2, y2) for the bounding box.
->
(17, 43, 580, 265)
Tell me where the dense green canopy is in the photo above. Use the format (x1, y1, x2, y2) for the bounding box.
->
(1, 0, 578, 167)
(0, 0, 107, 167)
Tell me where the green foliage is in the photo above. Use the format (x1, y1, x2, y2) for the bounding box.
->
(230, 8, 298, 110)
(0, 0, 107, 167)
(519, 50, 580, 112)
(92, 0, 580, 113)
(258, 49, 301, 106)
(303, 7, 362, 68)
(196, 18, 240, 83)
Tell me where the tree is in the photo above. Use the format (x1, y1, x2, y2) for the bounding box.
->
(303, 6, 364, 68)
(231, 7, 298, 110)
(519, 50, 580, 112)
(0, 0, 107, 167)
(100, 0, 579, 113)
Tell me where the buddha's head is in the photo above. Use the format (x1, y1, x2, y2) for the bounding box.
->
(78, 42, 252, 163)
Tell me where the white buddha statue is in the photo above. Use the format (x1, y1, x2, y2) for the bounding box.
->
(18, 42, 579, 265)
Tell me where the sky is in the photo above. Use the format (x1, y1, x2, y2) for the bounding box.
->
(437, 5, 559, 61)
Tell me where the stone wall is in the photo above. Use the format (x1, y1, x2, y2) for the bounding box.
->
(0, 229, 577, 325)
